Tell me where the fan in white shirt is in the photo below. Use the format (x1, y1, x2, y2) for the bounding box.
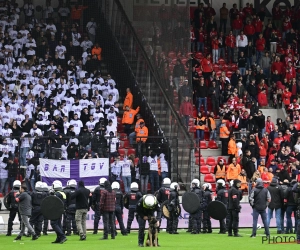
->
(71, 30, 81, 46)
(70, 114, 83, 135)
(104, 95, 115, 114)
(106, 107, 118, 128)
(107, 84, 119, 103)
(1, 124, 12, 137)
(85, 115, 97, 132)
(106, 120, 117, 136)
(107, 132, 119, 155)
(80, 37, 93, 52)
(107, 75, 116, 87)
(71, 101, 82, 119)
(43, 3, 54, 19)
(8, 98, 18, 115)
(63, 94, 75, 110)
(68, 80, 78, 96)
(15, 109, 25, 126)
(58, 5, 70, 18)
(30, 123, 42, 136)
(62, 116, 70, 135)
(78, 79, 90, 96)
(55, 41, 67, 59)
(1, 106, 13, 125)
(38, 107, 51, 121)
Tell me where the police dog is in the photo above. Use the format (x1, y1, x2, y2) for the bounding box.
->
(145, 217, 158, 247)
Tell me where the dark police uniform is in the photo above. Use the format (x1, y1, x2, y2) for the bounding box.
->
(42, 187, 49, 235)
(190, 186, 204, 234)
(202, 187, 212, 233)
(51, 190, 67, 243)
(6, 188, 22, 235)
(216, 185, 229, 233)
(114, 188, 127, 235)
(168, 188, 179, 234)
(156, 185, 171, 232)
(136, 196, 161, 246)
(64, 186, 78, 235)
(228, 180, 242, 236)
(30, 190, 48, 236)
(92, 184, 104, 234)
(292, 183, 300, 242)
(124, 190, 142, 233)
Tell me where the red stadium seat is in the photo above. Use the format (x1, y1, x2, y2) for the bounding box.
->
(216, 70, 222, 76)
(218, 58, 225, 65)
(189, 126, 196, 133)
(208, 140, 219, 149)
(195, 157, 205, 166)
(200, 165, 210, 174)
(221, 64, 228, 71)
(123, 140, 130, 149)
(127, 148, 136, 156)
(195, 52, 203, 59)
(226, 71, 233, 78)
(119, 133, 127, 141)
(134, 157, 139, 166)
(199, 140, 207, 149)
(210, 183, 216, 192)
(206, 156, 216, 166)
(118, 148, 126, 157)
(204, 173, 216, 183)
(213, 64, 219, 71)
(230, 64, 238, 71)
(217, 156, 227, 165)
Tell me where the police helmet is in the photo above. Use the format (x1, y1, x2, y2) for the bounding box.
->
(162, 178, 171, 185)
(13, 180, 21, 188)
(111, 182, 120, 190)
(130, 182, 139, 191)
(52, 180, 63, 191)
(217, 179, 226, 187)
(99, 177, 107, 186)
(191, 179, 200, 187)
(143, 194, 157, 209)
(170, 182, 179, 191)
(68, 179, 77, 188)
(35, 181, 43, 191)
(41, 182, 49, 192)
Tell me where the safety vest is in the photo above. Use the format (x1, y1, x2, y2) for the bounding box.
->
(208, 117, 216, 130)
(196, 117, 206, 130)
(219, 125, 230, 138)
(215, 165, 226, 179)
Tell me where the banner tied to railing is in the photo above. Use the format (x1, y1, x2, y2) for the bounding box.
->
(39, 158, 109, 187)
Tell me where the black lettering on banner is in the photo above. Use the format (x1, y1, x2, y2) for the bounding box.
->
(262, 236, 268, 244)
(289, 236, 296, 242)
(276, 236, 282, 243)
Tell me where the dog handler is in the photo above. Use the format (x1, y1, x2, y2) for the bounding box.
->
(136, 194, 161, 247)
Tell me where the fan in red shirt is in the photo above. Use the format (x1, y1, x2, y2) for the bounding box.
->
(285, 45, 294, 57)
(274, 132, 284, 145)
(227, 94, 237, 109)
(232, 15, 243, 31)
(204, 3, 216, 20)
(282, 86, 292, 107)
(243, 3, 252, 17)
(285, 61, 296, 82)
(258, 88, 268, 107)
(255, 33, 265, 65)
(234, 98, 245, 110)
(244, 20, 255, 39)
(271, 56, 284, 75)
(282, 17, 292, 33)
(252, 16, 263, 35)
(265, 116, 275, 134)
(210, 28, 217, 39)
(200, 54, 213, 81)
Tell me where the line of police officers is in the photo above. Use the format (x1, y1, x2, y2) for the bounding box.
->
(5, 176, 181, 247)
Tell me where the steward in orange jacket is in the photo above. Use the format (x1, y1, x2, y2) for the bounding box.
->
(214, 159, 226, 180)
(122, 106, 140, 135)
(220, 120, 230, 155)
(228, 134, 237, 163)
(136, 122, 148, 143)
(123, 88, 133, 110)
(226, 157, 241, 181)
(92, 44, 102, 60)
(237, 169, 248, 191)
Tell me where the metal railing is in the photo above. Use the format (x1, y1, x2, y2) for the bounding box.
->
(98, 0, 195, 187)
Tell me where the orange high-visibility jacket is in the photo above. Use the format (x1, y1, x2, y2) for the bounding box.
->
(136, 126, 148, 143)
(227, 163, 241, 180)
(123, 92, 133, 110)
(122, 107, 140, 124)
(135, 118, 145, 133)
(92, 47, 102, 60)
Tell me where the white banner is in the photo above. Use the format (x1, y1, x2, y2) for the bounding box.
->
(39, 159, 71, 179)
(79, 158, 109, 178)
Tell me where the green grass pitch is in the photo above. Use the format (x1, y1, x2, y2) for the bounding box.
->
(1, 228, 300, 249)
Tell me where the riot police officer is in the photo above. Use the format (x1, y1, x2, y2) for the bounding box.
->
(92, 177, 106, 234)
(111, 181, 127, 236)
(216, 179, 228, 234)
(50, 180, 67, 244)
(202, 183, 212, 233)
(190, 179, 203, 234)
(168, 182, 180, 234)
(136, 194, 161, 247)
(124, 182, 142, 234)
(6, 180, 22, 236)
(156, 177, 171, 232)
(41, 182, 49, 235)
(228, 179, 243, 237)
(64, 179, 78, 236)
(30, 181, 48, 237)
